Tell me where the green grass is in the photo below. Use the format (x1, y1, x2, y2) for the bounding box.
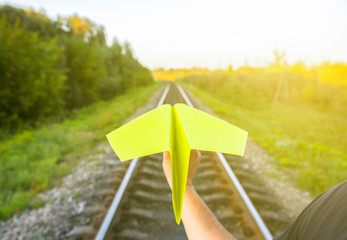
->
(0, 82, 162, 220)
(181, 76, 347, 197)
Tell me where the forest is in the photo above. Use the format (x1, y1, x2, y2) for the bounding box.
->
(0, 5, 153, 135)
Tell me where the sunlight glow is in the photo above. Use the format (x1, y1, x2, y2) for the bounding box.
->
(3, 0, 347, 69)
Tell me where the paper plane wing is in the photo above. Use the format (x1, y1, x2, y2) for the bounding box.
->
(106, 104, 171, 161)
(174, 103, 248, 156)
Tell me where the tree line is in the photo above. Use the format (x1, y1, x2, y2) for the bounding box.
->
(0, 5, 153, 133)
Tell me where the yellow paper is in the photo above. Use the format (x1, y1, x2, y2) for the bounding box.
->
(106, 104, 171, 160)
(106, 103, 248, 224)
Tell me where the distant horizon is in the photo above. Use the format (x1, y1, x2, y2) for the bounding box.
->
(150, 59, 347, 71)
(2, 0, 347, 70)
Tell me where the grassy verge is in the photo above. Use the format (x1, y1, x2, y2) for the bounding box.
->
(182, 80, 347, 197)
(0, 82, 162, 220)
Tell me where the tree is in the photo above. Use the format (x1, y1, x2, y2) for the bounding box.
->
(63, 37, 106, 109)
(0, 17, 66, 129)
(119, 42, 152, 90)
(57, 15, 106, 45)
(0, 5, 57, 38)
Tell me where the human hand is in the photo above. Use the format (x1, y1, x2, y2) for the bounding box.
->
(162, 150, 202, 190)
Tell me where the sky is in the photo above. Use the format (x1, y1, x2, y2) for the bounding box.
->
(2, 0, 347, 69)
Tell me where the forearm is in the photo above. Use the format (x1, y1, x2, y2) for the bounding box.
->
(162, 151, 236, 240)
(182, 185, 237, 240)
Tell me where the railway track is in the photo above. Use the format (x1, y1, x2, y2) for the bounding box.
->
(95, 83, 291, 240)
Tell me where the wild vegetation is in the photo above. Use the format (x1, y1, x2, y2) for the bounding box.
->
(0, 5, 152, 134)
(0, 83, 161, 220)
(0, 5, 156, 220)
(178, 54, 347, 196)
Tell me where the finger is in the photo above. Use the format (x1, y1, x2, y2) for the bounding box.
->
(196, 150, 201, 160)
(190, 150, 201, 160)
(163, 151, 171, 160)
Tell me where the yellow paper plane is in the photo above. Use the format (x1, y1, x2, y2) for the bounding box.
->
(106, 103, 248, 224)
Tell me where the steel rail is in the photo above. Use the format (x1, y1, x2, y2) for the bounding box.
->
(157, 84, 170, 107)
(217, 153, 273, 240)
(175, 83, 193, 107)
(95, 84, 170, 240)
(175, 83, 273, 240)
